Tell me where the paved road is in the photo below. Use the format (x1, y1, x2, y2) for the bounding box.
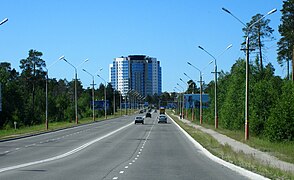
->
(0, 112, 249, 180)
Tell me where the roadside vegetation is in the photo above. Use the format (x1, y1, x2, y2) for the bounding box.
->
(168, 112, 294, 179)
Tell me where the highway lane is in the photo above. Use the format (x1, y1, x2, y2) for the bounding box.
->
(0, 112, 250, 180)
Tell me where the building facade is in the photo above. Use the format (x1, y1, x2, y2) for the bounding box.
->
(110, 55, 162, 97)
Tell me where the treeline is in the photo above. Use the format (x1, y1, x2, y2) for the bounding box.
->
(0, 50, 119, 129)
(203, 59, 294, 142)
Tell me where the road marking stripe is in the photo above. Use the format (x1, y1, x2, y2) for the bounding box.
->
(113, 177, 118, 179)
(167, 114, 269, 180)
(125, 166, 128, 169)
(119, 171, 124, 174)
(0, 122, 133, 173)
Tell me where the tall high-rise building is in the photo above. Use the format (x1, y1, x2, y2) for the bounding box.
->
(110, 55, 162, 97)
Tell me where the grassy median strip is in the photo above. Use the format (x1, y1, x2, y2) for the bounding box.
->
(0, 109, 137, 141)
(168, 113, 294, 179)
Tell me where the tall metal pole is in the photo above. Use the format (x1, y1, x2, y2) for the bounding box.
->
(199, 73, 203, 124)
(113, 90, 115, 115)
(198, 45, 231, 128)
(214, 62, 218, 128)
(45, 57, 62, 130)
(82, 69, 95, 121)
(92, 78, 95, 121)
(120, 92, 122, 116)
(245, 36, 250, 140)
(45, 72, 48, 130)
(61, 57, 88, 124)
(222, 7, 276, 140)
(104, 84, 107, 119)
(74, 70, 78, 124)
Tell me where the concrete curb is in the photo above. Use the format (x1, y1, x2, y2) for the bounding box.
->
(166, 113, 269, 180)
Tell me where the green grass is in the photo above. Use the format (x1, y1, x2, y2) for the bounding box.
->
(168, 112, 294, 179)
(181, 110, 294, 164)
(0, 109, 137, 140)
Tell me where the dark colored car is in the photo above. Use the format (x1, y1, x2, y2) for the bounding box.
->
(134, 116, 144, 124)
(139, 110, 144, 114)
(158, 115, 167, 123)
(146, 112, 151, 118)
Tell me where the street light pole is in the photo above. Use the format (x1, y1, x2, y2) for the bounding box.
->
(183, 73, 196, 121)
(97, 75, 107, 119)
(187, 61, 212, 124)
(82, 69, 96, 121)
(177, 83, 185, 119)
(180, 78, 189, 119)
(44, 57, 61, 130)
(60, 56, 88, 124)
(222, 7, 277, 140)
(198, 45, 232, 128)
(174, 87, 182, 117)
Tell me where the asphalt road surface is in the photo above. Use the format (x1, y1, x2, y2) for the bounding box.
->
(0, 112, 249, 180)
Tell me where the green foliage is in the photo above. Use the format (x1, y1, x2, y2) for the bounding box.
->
(266, 81, 294, 141)
(219, 59, 245, 130)
(277, 0, 294, 79)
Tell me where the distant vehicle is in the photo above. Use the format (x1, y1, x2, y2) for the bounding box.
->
(158, 114, 167, 123)
(146, 112, 151, 118)
(139, 110, 144, 113)
(154, 109, 157, 113)
(159, 107, 165, 114)
(134, 116, 144, 124)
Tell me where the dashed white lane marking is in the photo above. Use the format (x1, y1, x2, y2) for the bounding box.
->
(129, 163, 132, 165)
(132, 160, 135, 163)
(15, 148, 20, 150)
(125, 166, 128, 169)
(135, 158, 137, 160)
(138, 152, 141, 154)
(113, 177, 118, 180)
(119, 171, 124, 174)
(4, 151, 10, 153)
(136, 155, 139, 157)
(0, 122, 134, 173)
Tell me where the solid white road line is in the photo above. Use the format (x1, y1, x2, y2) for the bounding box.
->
(0, 122, 134, 173)
(166, 114, 269, 180)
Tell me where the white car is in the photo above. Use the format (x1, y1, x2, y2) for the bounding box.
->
(134, 116, 144, 124)
(158, 115, 167, 123)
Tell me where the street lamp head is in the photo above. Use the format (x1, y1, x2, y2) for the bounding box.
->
(84, 59, 89, 62)
(184, 73, 187, 76)
(267, 8, 277, 15)
(222, 7, 231, 14)
(187, 62, 192, 66)
(97, 74, 100, 78)
(209, 60, 214, 65)
(226, 44, 233, 50)
(82, 69, 86, 72)
(59, 55, 65, 60)
(180, 78, 183, 81)
(0, 18, 8, 25)
(198, 46, 204, 50)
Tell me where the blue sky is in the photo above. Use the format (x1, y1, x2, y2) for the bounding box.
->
(0, 0, 284, 92)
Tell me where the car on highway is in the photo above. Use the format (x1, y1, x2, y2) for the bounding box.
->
(158, 114, 167, 123)
(146, 112, 151, 118)
(134, 116, 144, 124)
